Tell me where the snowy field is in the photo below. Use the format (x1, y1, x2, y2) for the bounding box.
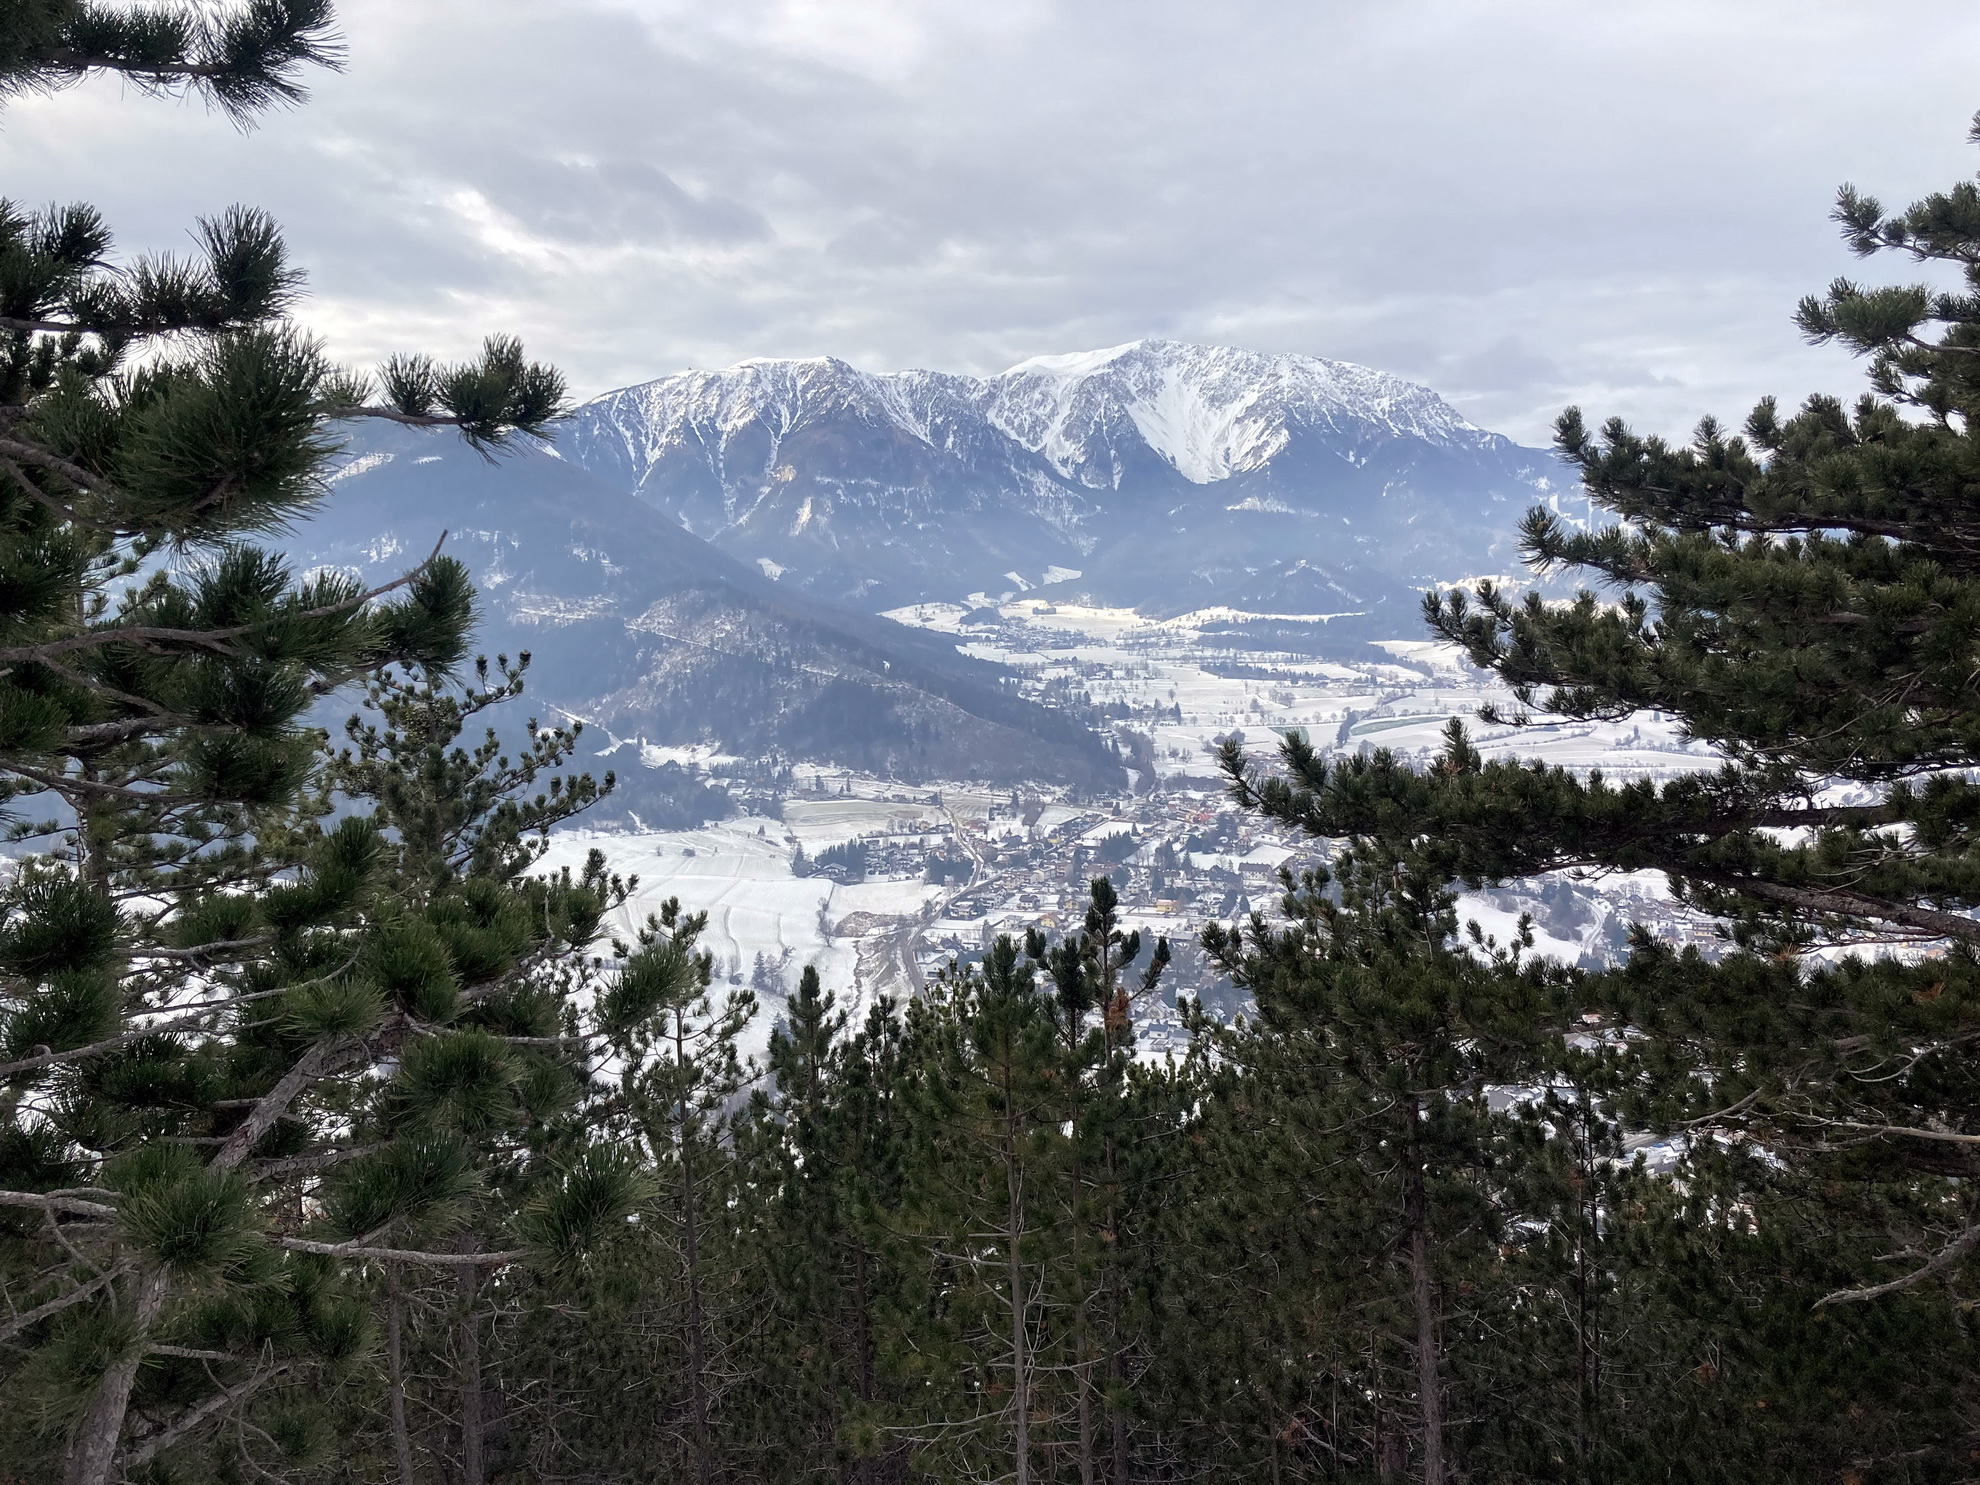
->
(886, 597, 1722, 788)
(535, 816, 944, 1056)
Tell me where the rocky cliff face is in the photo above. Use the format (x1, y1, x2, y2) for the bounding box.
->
(560, 340, 1583, 624)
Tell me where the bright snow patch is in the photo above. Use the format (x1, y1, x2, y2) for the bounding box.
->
(328, 452, 392, 483)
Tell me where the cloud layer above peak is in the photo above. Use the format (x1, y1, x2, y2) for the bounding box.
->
(7, 0, 1978, 442)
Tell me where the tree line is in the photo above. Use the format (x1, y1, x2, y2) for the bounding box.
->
(5, 5, 1980, 1481)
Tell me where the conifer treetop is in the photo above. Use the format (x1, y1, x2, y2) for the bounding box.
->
(1223, 110, 1980, 1321)
(0, 0, 342, 120)
(1228, 115, 1980, 955)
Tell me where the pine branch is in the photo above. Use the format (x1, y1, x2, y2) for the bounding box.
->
(0, 976, 314, 1080)
(0, 1262, 130, 1343)
(275, 1236, 530, 1267)
(0, 532, 448, 667)
(1816, 1218, 1980, 1307)
(119, 1361, 293, 1469)
(12, 0, 345, 124)
(211, 1035, 351, 1171)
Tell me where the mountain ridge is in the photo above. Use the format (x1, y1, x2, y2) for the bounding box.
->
(559, 339, 1580, 630)
(288, 423, 1127, 807)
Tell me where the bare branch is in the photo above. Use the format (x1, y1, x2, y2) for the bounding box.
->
(247, 1144, 378, 1185)
(1709, 875, 1980, 946)
(0, 1190, 118, 1219)
(0, 976, 341, 1080)
(0, 437, 117, 500)
(1804, 1118, 1980, 1146)
(276, 1237, 529, 1268)
(1817, 1219, 1980, 1307)
(320, 405, 467, 429)
(0, 1262, 129, 1343)
(149, 1345, 246, 1362)
(0, 453, 123, 533)
(1678, 1087, 1764, 1129)
(0, 314, 87, 335)
(0, 762, 173, 802)
(120, 1362, 292, 1469)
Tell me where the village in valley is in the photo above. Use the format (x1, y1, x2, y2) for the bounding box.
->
(541, 595, 1736, 1054)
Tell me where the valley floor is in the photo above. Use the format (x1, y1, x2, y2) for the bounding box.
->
(540, 598, 1741, 1056)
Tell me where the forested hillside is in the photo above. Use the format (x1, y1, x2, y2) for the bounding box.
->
(290, 422, 1126, 797)
(4, 6, 1980, 1485)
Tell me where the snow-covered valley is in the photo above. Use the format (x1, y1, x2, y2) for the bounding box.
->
(542, 596, 1734, 1053)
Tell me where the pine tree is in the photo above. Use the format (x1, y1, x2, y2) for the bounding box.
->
(1197, 849, 1569, 1483)
(307, 656, 634, 1485)
(0, 13, 575, 1483)
(594, 900, 756, 1485)
(1032, 877, 1170, 1485)
(899, 936, 1070, 1485)
(1220, 109, 1980, 1473)
(736, 972, 916, 1482)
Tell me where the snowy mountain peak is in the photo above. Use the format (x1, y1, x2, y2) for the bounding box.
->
(577, 340, 1488, 490)
(559, 340, 1562, 618)
(990, 338, 1483, 484)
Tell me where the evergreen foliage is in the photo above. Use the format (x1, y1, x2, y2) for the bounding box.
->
(1192, 849, 1566, 1480)
(0, 0, 342, 118)
(0, 15, 580, 1484)
(1214, 109, 1980, 1477)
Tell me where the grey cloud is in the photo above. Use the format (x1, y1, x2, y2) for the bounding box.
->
(468, 156, 772, 249)
(4, 0, 1977, 442)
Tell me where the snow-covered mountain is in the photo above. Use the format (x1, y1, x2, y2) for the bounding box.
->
(561, 340, 1581, 631)
(984, 341, 1482, 484)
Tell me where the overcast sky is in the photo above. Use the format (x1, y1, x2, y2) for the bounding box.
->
(7, 0, 1980, 442)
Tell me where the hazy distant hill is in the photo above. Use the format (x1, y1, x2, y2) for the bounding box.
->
(561, 339, 1582, 628)
(288, 424, 1125, 809)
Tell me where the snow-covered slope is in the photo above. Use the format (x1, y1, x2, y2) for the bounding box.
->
(561, 340, 1580, 634)
(986, 340, 1482, 484)
(284, 422, 1125, 796)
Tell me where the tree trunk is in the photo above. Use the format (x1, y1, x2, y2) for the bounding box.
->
(1372, 1327, 1405, 1480)
(1108, 1339, 1130, 1485)
(1099, 946, 1129, 1485)
(1077, 1360, 1096, 1485)
(64, 776, 151, 1485)
(457, 1253, 484, 1485)
(64, 1265, 170, 1485)
(680, 1115, 714, 1485)
(1072, 1160, 1094, 1485)
(1408, 1214, 1444, 1485)
(1103, 1133, 1130, 1485)
(65, 1028, 346, 1485)
(1402, 1096, 1444, 1485)
(1004, 1110, 1031, 1485)
(388, 1266, 418, 1485)
(851, 1243, 876, 1485)
(1573, 1106, 1600, 1474)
